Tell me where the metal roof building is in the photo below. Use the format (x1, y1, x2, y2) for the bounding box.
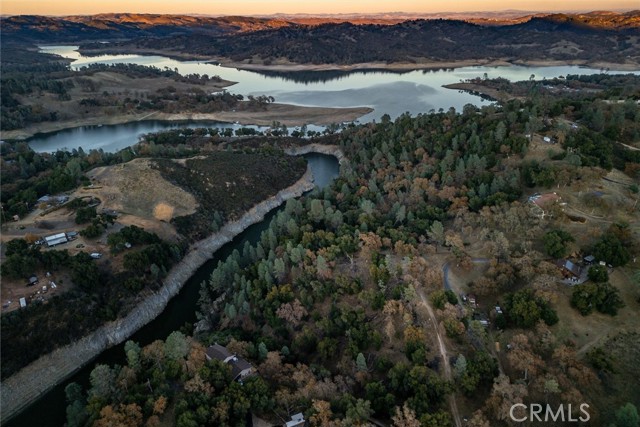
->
(44, 233, 68, 247)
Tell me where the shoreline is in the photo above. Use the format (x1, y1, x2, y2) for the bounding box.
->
(0, 146, 344, 423)
(78, 48, 640, 72)
(223, 58, 640, 72)
(0, 105, 373, 141)
(442, 82, 518, 103)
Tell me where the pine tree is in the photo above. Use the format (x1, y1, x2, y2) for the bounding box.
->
(356, 352, 367, 371)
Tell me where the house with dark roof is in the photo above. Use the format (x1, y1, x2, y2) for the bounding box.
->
(206, 343, 234, 363)
(229, 357, 253, 382)
(205, 344, 254, 382)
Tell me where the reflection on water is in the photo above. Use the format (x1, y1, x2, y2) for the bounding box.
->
(274, 81, 440, 122)
(27, 121, 325, 154)
(249, 68, 416, 84)
(39, 45, 636, 123)
(249, 67, 460, 84)
(28, 121, 255, 153)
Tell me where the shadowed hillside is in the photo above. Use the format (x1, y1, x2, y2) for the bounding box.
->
(71, 14, 640, 67)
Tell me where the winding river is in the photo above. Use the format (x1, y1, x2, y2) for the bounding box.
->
(5, 152, 339, 427)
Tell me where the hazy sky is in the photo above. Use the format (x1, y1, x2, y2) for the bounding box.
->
(1, 0, 637, 15)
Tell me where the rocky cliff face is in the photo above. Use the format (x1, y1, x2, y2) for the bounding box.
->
(0, 151, 331, 422)
(284, 143, 348, 166)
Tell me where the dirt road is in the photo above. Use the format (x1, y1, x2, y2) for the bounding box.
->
(417, 286, 462, 427)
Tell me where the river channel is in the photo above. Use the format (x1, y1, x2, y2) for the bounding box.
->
(5, 152, 339, 427)
(7, 46, 636, 426)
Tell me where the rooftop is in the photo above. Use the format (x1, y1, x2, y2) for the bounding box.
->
(230, 356, 253, 379)
(205, 343, 233, 362)
(529, 192, 561, 208)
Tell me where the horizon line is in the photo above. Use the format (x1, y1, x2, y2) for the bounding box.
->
(1, 8, 638, 18)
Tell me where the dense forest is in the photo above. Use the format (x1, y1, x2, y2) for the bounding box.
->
(3, 12, 639, 66)
(0, 135, 308, 379)
(63, 74, 640, 426)
(75, 14, 640, 66)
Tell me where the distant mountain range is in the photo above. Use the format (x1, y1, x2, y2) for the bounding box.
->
(2, 11, 639, 67)
(0, 14, 293, 42)
(2, 11, 639, 43)
(270, 10, 640, 27)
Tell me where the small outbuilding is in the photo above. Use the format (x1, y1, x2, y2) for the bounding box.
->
(285, 413, 306, 427)
(467, 294, 477, 308)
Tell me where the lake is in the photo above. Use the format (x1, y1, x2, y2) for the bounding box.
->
(29, 46, 634, 154)
(7, 46, 636, 426)
(41, 45, 632, 125)
(28, 120, 264, 153)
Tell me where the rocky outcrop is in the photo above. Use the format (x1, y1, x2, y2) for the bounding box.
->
(284, 143, 348, 166)
(1, 164, 318, 423)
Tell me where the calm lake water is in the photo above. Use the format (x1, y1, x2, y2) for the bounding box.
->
(5, 153, 339, 427)
(28, 120, 263, 153)
(7, 46, 636, 426)
(28, 45, 637, 154)
(41, 45, 634, 124)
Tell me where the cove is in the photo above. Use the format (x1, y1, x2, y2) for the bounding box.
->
(3, 152, 339, 427)
(39, 45, 636, 124)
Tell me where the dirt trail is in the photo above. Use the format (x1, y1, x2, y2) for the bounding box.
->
(415, 257, 492, 426)
(417, 286, 462, 427)
(619, 142, 640, 151)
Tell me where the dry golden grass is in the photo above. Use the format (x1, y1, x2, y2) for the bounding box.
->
(80, 158, 197, 236)
(153, 203, 175, 222)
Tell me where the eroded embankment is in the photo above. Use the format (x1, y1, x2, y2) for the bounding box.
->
(0, 147, 341, 422)
(284, 143, 348, 165)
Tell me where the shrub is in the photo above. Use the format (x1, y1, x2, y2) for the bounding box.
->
(503, 289, 558, 328)
(542, 229, 574, 258)
(587, 264, 609, 283)
(593, 233, 631, 267)
(75, 206, 97, 224)
(571, 282, 625, 316)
